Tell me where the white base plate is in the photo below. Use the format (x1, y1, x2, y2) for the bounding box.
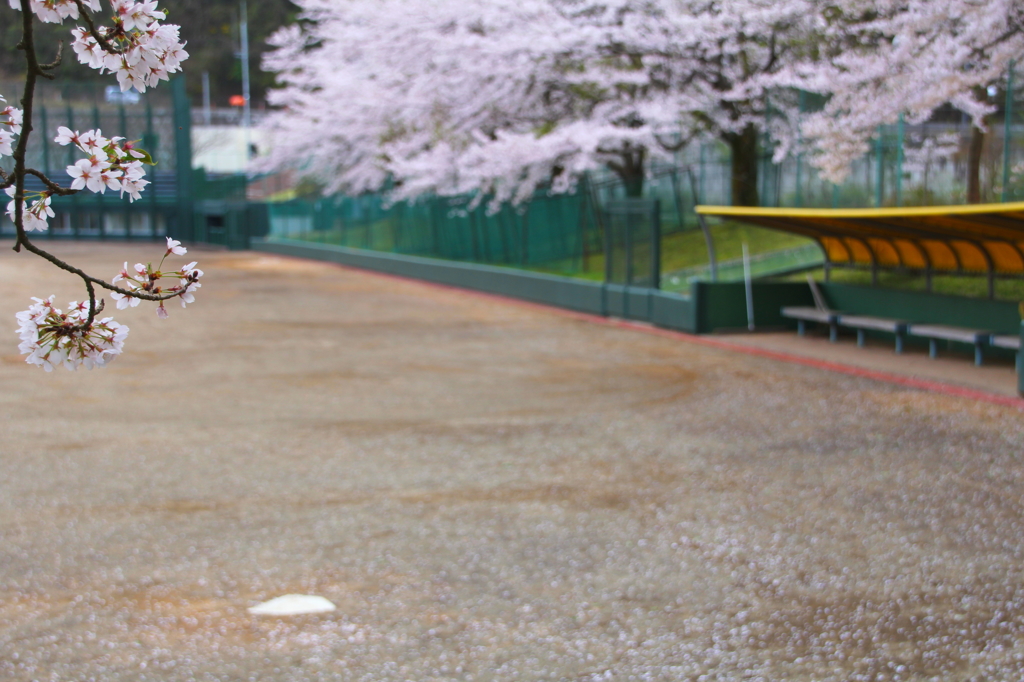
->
(248, 594, 337, 616)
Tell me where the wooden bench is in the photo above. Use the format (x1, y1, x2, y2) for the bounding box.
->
(781, 307, 841, 342)
(907, 324, 991, 366)
(837, 314, 909, 353)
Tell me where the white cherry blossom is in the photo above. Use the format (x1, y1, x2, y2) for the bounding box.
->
(67, 158, 102, 191)
(110, 290, 142, 309)
(5, 188, 52, 232)
(63, 1, 188, 93)
(53, 125, 79, 146)
(103, 253, 203, 317)
(58, 127, 152, 201)
(165, 237, 187, 256)
(0, 96, 21, 157)
(16, 296, 129, 371)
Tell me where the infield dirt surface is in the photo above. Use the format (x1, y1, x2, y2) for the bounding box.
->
(2, 242, 1023, 681)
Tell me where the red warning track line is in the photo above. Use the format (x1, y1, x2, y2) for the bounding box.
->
(601, 318, 1024, 409)
(266, 251, 1024, 410)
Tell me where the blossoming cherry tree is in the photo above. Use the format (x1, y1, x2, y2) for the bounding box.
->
(2, 0, 198, 371)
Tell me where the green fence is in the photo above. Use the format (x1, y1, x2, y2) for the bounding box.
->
(0, 76, 270, 249)
(268, 184, 606, 274)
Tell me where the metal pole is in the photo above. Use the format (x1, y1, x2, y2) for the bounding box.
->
(651, 199, 661, 290)
(896, 114, 905, 207)
(760, 98, 769, 207)
(66, 101, 78, 238)
(743, 242, 755, 331)
(794, 151, 802, 208)
(40, 104, 50, 174)
(239, 0, 251, 158)
(686, 167, 717, 282)
(699, 142, 706, 204)
(668, 169, 684, 231)
(202, 71, 212, 126)
(1003, 61, 1015, 202)
(875, 126, 884, 207)
(602, 204, 611, 283)
(795, 90, 805, 208)
(146, 98, 159, 239)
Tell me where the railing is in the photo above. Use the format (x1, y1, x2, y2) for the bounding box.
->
(662, 244, 825, 290)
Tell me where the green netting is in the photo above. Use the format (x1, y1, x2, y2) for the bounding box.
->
(1001, 62, 1024, 202)
(269, 186, 605, 274)
(603, 199, 661, 288)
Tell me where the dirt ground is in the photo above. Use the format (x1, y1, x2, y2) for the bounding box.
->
(717, 329, 1020, 399)
(2, 242, 1024, 682)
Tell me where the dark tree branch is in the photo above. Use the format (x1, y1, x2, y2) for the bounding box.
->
(24, 168, 78, 195)
(13, 0, 42, 254)
(71, 0, 127, 55)
(654, 133, 687, 152)
(18, 237, 194, 303)
(39, 41, 63, 70)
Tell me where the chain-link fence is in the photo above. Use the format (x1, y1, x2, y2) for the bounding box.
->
(269, 183, 604, 274)
(602, 199, 660, 288)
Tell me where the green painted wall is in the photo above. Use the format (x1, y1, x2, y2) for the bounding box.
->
(254, 238, 699, 333)
(692, 281, 813, 333)
(820, 283, 1020, 334)
(690, 279, 1022, 336)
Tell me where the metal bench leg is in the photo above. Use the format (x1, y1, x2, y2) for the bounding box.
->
(829, 324, 837, 343)
(929, 339, 938, 358)
(797, 320, 806, 336)
(856, 329, 865, 347)
(895, 334, 904, 355)
(975, 344, 983, 367)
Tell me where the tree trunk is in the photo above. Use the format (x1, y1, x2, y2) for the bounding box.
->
(723, 124, 760, 206)
(607, 144, 646, 198)
(967, 122, 985, 204)
(622, 170, 644, 198)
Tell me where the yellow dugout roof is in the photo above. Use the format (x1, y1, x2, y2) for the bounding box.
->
(695, 202, 1024, 276)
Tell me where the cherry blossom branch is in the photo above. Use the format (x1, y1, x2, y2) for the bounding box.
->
(24, 168, 79, 195)
(82, 280, 101, 327)
(38, 41, 64, 74)
(17, 238, 192, 303)
(71, 0, 126, 55)
(6, 0, 195, 370)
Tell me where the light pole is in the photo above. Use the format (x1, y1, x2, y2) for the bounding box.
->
(239, 0, 252, 160)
